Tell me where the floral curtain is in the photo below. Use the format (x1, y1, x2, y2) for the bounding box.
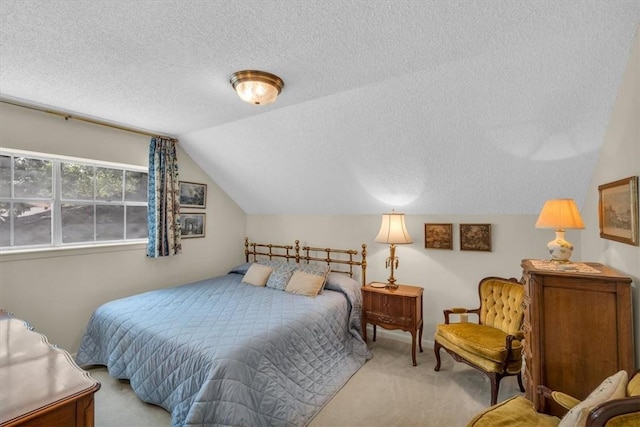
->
(147, 137, 182, 257)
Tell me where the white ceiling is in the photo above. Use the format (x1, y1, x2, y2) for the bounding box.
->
(1, 1, 639, 215)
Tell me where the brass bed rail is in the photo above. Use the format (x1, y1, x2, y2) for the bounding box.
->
(244, 237, 367, 286)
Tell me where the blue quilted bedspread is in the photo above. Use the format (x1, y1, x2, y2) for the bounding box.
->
(75, 269, 371, 426)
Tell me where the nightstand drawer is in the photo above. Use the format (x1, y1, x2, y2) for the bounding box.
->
(366, 310, 412, 327)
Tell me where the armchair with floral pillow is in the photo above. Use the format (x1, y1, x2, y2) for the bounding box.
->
(466, 370, 640, 427)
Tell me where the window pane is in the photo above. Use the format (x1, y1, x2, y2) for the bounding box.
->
(97, 205, 124, 241)
(62, 204, 94, 243)
(0, 202, 10, 246)
(0, 155, 10, 197)
(14, 157, 52, 198)
(62, 163, 94, 200)
(125, 171, 147, 202)
(14, 202, 51, 246)
(2, 151, 147, 250)
(95, 167, 123, 202)
(126, 205, 148, 239)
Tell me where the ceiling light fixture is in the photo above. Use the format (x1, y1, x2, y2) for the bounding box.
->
(230, 70, 284, 105)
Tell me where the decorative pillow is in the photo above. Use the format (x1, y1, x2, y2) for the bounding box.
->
(255, 259, 287, 270)
(285, 270, 326, 297)
(295, 263, 330, 291)
(241, 263, 273, 287)
(257, 260, 297, 290)
(296, 263, 330, 277)
(228, 262, 253, 275)
(558, 370, 628, 427)
(325, 271, 360, 292)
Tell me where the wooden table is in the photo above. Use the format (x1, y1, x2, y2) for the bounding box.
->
(361, 283, 424, 366)
(0, 310, 101, 427)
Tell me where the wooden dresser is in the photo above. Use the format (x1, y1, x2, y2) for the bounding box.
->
(520, 260, 634, 416)
(361, 283, 424, 366)
(0, 310, 100, 427)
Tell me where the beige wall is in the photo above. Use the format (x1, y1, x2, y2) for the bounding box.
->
(247, 213, 555, 347)
(582, 26, 640, 365)
(0, 102, 246, 352)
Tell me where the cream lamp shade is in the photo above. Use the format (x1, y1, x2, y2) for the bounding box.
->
(535, 198, 585, 262)
(375, 212, 413, 287)
(230, 70, 284, 105)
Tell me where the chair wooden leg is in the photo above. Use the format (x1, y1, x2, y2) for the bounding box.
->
(434, 340, 442, 371)
(517, 371, 525, 392)
(489, 373, 500, 406)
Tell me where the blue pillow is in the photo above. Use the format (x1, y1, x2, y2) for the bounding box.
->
(257, 260, 297, 290)
(228, 262, 252, 275)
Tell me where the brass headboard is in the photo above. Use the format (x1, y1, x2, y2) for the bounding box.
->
(244, 237, 367, 286)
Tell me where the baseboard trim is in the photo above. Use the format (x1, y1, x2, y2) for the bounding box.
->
(365, 325, 434, 349)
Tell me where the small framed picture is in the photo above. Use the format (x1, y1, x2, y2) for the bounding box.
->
(179, 181, 207, 209)
(424, 223, 453, 250)
(181, 213, 206, 238)
(598, 176, 638, 246)
(460, 224, 491, 252)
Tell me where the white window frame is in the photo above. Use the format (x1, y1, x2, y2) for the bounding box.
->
(0, 148, 148, 254)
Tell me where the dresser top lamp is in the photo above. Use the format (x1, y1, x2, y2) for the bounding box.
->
(374, 211, 413, 288)
(535, 198, 585, 263)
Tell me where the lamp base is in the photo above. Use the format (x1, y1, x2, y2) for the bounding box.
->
(384, 244, 400, 289)
(547, 229, 574, 262)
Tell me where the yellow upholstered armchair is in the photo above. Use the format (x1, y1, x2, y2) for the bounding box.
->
(467, 370, 640, 427)
(434, 276, 525, 405)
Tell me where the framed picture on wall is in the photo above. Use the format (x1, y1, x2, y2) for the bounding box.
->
(598, 176, 638, 246)
(460, 223, 492, 252)
(179, 181, 207, 208)
(181, 213, 206, 238)
(424, 223, 453, 250)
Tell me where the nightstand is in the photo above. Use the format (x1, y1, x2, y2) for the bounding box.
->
(361, 283, 424, 366)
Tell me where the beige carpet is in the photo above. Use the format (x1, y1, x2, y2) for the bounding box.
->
(90, 339, 522, 426)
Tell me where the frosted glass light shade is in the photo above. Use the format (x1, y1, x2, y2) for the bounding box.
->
(230, 70, 284, 105)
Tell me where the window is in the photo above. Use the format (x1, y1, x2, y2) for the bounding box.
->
(0, 149, 148, 251)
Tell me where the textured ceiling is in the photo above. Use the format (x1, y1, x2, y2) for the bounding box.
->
(1, 1, 639, 214)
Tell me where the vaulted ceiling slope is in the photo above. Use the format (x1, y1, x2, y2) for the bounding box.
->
(1, 1, 639, 214)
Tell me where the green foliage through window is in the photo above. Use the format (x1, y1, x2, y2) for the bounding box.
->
(0, 150, 148, 250)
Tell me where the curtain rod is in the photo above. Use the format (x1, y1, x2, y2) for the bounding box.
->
(0, 97, 177, 141)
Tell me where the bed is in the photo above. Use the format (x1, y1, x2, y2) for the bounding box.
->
(75, 238, 370, 427)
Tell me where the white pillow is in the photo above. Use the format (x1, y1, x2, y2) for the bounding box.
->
(558, 370, 628, 427)
(241, 263, 273, 287)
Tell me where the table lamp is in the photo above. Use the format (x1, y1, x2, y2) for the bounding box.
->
(535, 198, 585, 262)
(375, 211, 413, 288)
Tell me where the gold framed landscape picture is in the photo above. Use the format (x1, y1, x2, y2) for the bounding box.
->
(460, 223, 491, 252)
(598, 176, 638, 246)
(424, 223, 453, 250)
